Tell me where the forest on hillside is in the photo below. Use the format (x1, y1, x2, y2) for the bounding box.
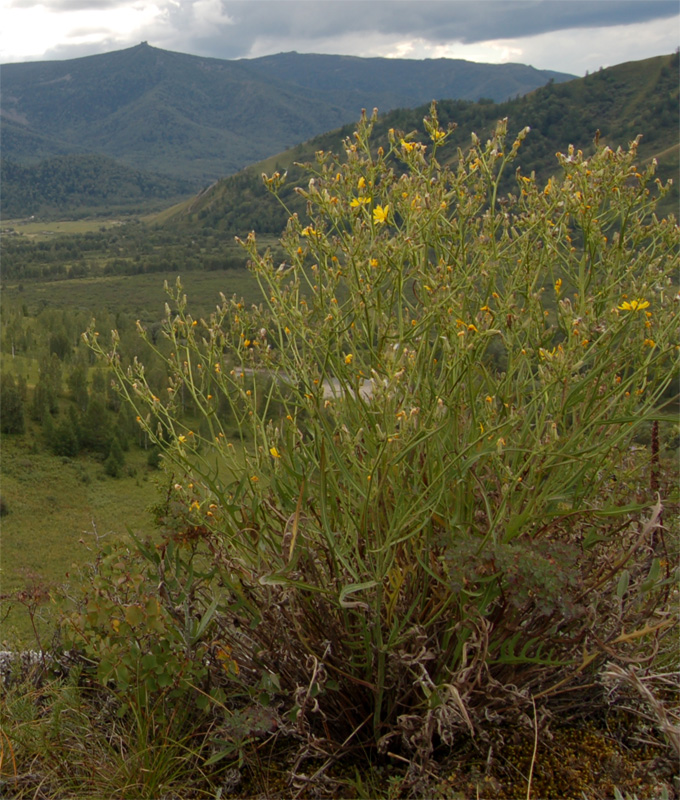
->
(0, 155, 194, 219)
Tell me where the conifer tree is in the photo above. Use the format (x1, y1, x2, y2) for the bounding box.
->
(104, 436, 125, 477)
(0, 373, 25, 434)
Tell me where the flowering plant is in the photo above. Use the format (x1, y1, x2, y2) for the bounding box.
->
(85, 107, 679, 758)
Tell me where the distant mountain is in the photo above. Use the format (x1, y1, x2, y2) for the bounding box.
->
(240, 51, 571, 114)
(157, 53, 679, 235)
(1, 43, 572, 188)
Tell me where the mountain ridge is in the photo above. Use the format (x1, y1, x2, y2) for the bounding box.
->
(1, 43, 573, 186)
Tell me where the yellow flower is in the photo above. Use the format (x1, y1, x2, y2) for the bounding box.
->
(358, 177, 366, 189)
(618, 298, 650, 312)
(539, 347, 557, 360)
(370, 258, 378, 268)
(554, 278, 562, 295)
(269, 446, 281, 459)
(178, 435, 187, 443)
(350, 196, 371, 207)
(643, 338, 656, 348)
(373, 204, 389, 224)
(344, 353, 354, 365)
(400, 138, 415, 152)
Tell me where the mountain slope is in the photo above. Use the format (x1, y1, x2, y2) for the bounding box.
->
(1, 43, 572, 185)
(158, 53, 678, 235)
(1, 155, 194, 219)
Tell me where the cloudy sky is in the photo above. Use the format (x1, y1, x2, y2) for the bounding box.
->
(1, 0, 678, 75)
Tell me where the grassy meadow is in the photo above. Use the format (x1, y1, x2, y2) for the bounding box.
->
(2, 218, 125, 236)
(1, 430, 162, 646)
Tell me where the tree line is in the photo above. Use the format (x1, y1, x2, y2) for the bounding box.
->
(0, 223, 257, 282)
(0, 299, 278, 475)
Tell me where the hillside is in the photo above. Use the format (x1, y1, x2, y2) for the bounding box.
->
(159, 53, 679, 234)
(1, 43, 571, 189)
(0, 155, 194, 219)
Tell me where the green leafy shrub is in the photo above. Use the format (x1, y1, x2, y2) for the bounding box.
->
(84, 108, 679, 762)
(62, 537, 220, 714)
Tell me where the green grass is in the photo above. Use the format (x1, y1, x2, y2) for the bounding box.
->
(1, 433, 161, 646)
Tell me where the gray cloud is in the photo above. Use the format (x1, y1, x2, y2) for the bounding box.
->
(227, 1, 678, 41)
(148, 1, 677, 60)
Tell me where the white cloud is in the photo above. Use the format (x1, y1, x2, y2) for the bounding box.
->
(494, 15, 680, 74)
(1, 1, 166, 60)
